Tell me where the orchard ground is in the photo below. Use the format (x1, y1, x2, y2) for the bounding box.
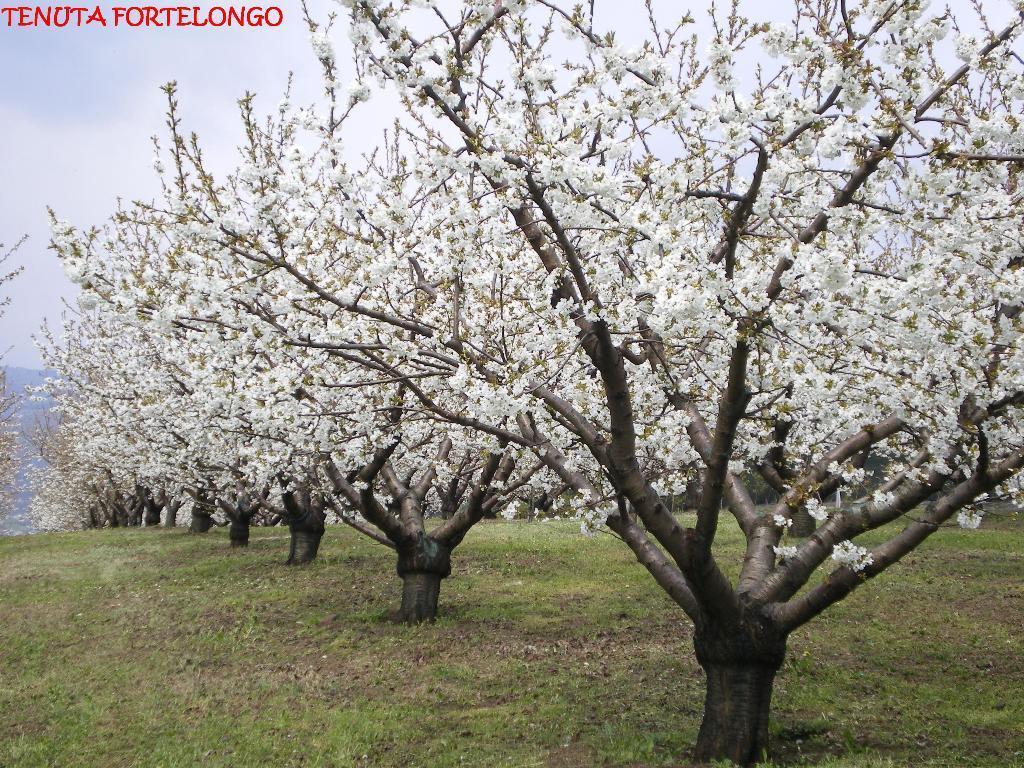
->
(1, 515, 1021, 768)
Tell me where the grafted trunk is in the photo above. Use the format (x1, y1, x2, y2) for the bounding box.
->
(693, 620, 786, 766)
(190, 510, 213, 533)
(229, 519, 250, 547)
(396, 533, 451, 623)
(286, 512, 324, 564)
(399, 571, 442, 623)
(696, 661, 777, 764)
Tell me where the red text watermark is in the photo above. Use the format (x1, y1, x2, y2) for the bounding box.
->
(1, 5, 283, 27)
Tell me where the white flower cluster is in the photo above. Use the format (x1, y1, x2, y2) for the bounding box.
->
(956, 510, 983, 530)
(773, 545, 799, 561)
(806, 497, 828, 523)
(310, 31, 334, 63)
(831, 541, 874, 573)
(346, 81, 371, 106)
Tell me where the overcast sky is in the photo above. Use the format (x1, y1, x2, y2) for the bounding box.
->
(0, 0, 997, 369)
(0, 0, 342, 367)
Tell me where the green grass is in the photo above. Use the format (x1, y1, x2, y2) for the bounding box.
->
(0, 516, 1021, 767)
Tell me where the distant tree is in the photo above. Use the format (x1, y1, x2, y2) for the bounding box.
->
(47, 107, 557, 618)
(31, 316, 189, 531)
(0, 239, 23, 521)
(0, 372, 17, 520)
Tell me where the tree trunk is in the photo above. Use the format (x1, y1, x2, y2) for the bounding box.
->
(229, 520, 250, 547)
(789, 507, 815, 537)
(684, 473, 702, 510)
(399, 571, 442, 622)
(286, 512, 324, 564)
(395, 533, 451, 623)
(695, 660, 778, 765)
(693, 620, 786, 766)
(190, 510, 213, 533)
(143, 501, 162, 527)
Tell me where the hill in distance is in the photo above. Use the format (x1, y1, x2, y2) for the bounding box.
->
(1, 366, 54, 535)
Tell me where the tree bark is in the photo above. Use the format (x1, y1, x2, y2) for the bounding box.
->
(396, 533, 451, 623)
(286, 512, 324, 564)
(190, 510, 213, 533)
(693, 620, 786, 766)
(229, 519, 250, 547)
(399, 571, 443, 623)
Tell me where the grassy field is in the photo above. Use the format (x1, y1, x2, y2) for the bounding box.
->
(0, 515, 1021, 767)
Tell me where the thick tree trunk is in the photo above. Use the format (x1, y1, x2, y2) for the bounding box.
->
(693, 620, 786, 766)
(399, 571, 443, 623)
(695, 660, 777, 765)
(286, 513, 324, 564)
(395, 533, 451, 623)
(789, 507, 815, 537)
(229, 520, 250, 547)
(190, 510, 213, 533)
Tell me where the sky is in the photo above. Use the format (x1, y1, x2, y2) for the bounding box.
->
(0, 0, 998, 369)
(0, 0, 340, 367)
